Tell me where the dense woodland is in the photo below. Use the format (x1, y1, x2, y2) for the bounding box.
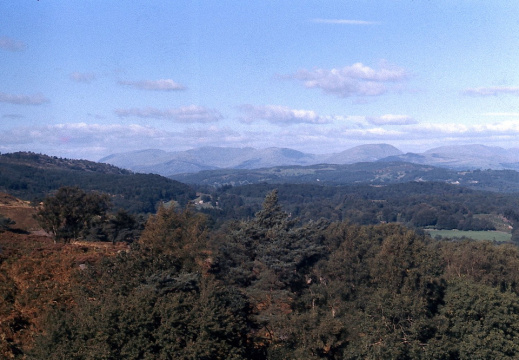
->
(3, 153, 519, 358)
(0, 152, 194, 213)
(197, 182, 519, 242)
(171, 161, 519, 193)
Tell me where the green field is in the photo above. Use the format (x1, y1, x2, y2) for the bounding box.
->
(425, 229, 512, 242)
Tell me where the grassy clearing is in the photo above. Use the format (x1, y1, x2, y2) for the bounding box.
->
(425, 229, 512, 242)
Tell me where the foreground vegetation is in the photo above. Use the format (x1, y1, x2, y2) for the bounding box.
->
(4, 190, 519, 359)
(3, 153, 519, 358)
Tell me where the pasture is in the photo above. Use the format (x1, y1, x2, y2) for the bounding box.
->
(426, 229, 512, 242)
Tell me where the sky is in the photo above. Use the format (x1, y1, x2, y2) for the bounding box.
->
(1, 1, 519, 161)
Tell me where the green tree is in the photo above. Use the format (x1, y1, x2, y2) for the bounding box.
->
(217, 190, 327, 288)
(426, 279, 519, 359)
(30, 207, 258, 359)
(35, 186, 111, 243)
(108, 209, 141, 243)
(214, 190, 329, 355)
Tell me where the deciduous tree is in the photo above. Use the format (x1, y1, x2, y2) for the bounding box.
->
(35, 186, 111, 243)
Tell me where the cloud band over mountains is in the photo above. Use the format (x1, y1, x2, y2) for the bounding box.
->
(3, 116, 519, 161)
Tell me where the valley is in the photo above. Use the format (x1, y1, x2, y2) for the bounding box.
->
(2, 150, 519, 358)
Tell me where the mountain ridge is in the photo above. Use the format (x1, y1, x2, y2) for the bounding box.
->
(99, 144, 519, 176)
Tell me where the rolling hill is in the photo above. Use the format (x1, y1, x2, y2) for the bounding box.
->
(170, 161, 519, 193)
(0, 152, 195, 213)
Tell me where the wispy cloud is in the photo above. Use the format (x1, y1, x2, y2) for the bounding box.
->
(0, 92, 49, 105)
(2, 114, 24, 119)
(70, 72, 97, 83)
(118, 79, 186, 91)
(366, 114, 418, 126)
(285, 62, 408, 98)
(0, 36, 25, 52)
(415, 121, 519, 136)
(87, 113, 106, 120)
(462, 86, 519, 96)
(115, 105, 223, 123)
(238, 104, 330, 125)
(311, 19, 380, 25)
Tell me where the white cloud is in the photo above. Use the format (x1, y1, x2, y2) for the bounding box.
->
(286, 62, 408, 98)
(367, 114, 418, 126)
(118, 79, 186, 91)
(0, 36, 25, 52)
(115, 105, 223, 123)
(0, 92, 49, 105)
(462, 86, 519, 96)
(238, 104, 330, 125)
(0, 123, 242, 160)
(311, 19, 380, 25)
(70, 72, 97, 83)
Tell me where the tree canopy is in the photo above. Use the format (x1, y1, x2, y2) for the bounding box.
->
(5, 189, 519, 359)
(35, 186, 111, 243)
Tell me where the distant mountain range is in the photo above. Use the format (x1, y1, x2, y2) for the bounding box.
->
(100, 144, 519, 176)
(381, 144, 519, 170)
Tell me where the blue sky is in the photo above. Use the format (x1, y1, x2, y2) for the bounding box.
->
(1, 1, 519, 160)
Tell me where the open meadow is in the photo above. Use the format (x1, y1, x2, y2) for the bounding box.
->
(426, 229, 512, 242)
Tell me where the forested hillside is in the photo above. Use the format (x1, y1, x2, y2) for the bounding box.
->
(3, 153, 519, 358)
(0, 152, 195, 213)
(194, 182, 519, 241)
(171, 161, 519, 192)
(4, 191, 519, 358)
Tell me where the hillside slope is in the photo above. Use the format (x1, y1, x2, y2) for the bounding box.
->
(0, 192, 39, 231)
(170, 161, 519, 193)
(0, 152, 195, 213)
(324, 143, 402, 164)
